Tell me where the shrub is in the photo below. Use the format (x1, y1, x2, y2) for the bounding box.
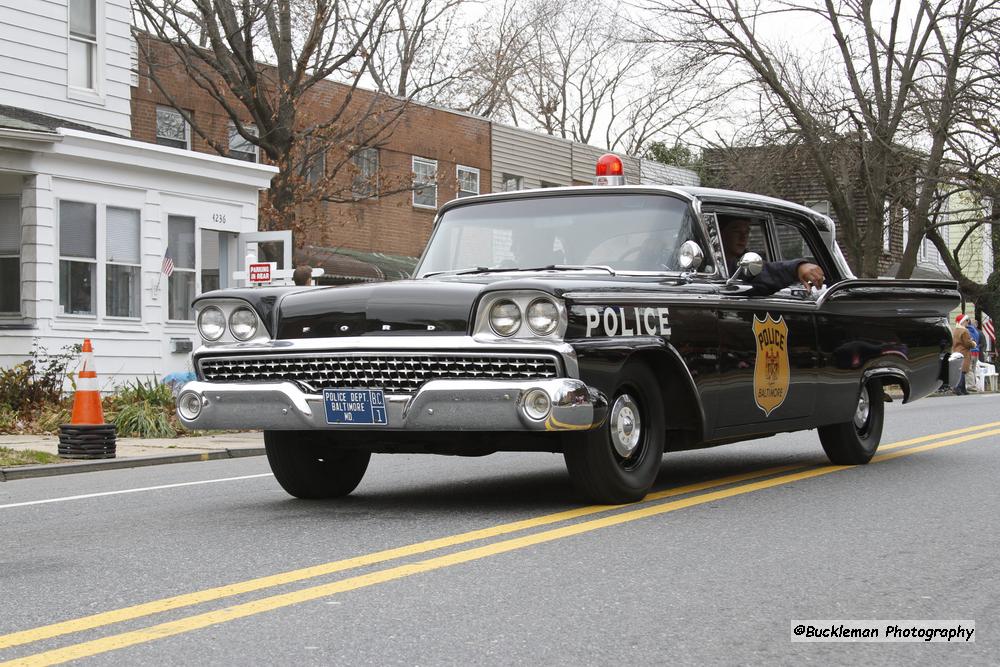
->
(0, 341, 79, 413)
(105, 378, 179, 438)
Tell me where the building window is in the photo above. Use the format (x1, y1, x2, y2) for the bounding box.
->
(457, 166, 480, 198)
(540, 181, 561, 189)
(502, 173, 523, 192)
(228, 123, 258, 162)
(306, 148, 325, 185)
(902, 208, 910, 254)
(59, 201, 97, 315)
(0, 198, 20, 314)
(156, 107, 189, 149)
(412, 156, 437, 208)
(167, 216, 196, 321)
(352, 148, 379, 198)
(106, 207, 141, 318)
(68, 0, 97, 89)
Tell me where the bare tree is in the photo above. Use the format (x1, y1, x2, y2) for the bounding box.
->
(132, 0, 415, 242)
(344, 0, 471, 102)
(642, 0, 1000, 293)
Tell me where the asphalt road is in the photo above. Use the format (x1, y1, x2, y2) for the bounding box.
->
(1, 393, 998, 665)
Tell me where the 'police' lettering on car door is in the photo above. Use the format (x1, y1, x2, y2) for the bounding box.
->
(584, 306, 670, 337)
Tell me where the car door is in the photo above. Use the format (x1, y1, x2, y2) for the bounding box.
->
(712, 210, 819, 432)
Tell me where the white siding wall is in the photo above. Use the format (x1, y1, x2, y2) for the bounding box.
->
(491, 124, 572, 191)
(639, 158, 700, 187)
(0, 132, 274, 387)
(0, 0, 132, 135)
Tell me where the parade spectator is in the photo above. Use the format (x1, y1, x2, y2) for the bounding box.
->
(952, 314, 974, 395)
(967, 318, 981, 392)
(293, 265, 313, 286)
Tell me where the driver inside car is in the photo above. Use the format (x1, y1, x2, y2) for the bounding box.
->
(719, 216, 826, 296)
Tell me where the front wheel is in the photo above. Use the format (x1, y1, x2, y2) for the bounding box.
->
(817, 380, 884, 465)
(563, 364, 665, 503)
(264, 430, 371, 499)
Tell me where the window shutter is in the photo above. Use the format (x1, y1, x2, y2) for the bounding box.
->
(0, 198, 20, 254)
(60, 201, 97, 258)
(106, 207, 141, 264)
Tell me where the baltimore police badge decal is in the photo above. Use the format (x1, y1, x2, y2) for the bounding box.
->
(752, 314, 790, 416)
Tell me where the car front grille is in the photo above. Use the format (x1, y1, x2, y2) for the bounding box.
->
(197, 352, 562, 395)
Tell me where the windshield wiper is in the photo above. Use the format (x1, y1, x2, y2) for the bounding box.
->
(433, 264, 617, 277)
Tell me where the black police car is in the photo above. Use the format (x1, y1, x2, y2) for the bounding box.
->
(177, 169, 963, 503)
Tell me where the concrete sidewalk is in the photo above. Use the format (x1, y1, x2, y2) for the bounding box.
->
(0, 431, 265, 481)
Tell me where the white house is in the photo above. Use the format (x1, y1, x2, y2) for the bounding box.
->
(0, 0, 276, 385)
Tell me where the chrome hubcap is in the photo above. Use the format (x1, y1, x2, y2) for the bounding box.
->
(610, 394, 642, 458)
(853, 386, 870, 430)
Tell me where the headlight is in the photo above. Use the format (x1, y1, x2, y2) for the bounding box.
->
(197, 306, 225, 341)
(489, 300, 521, 336)
(526, 298, 559, 335)
(229, 307, 259, 341)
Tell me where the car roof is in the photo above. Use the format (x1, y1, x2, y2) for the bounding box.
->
(439, 184, 834, 233)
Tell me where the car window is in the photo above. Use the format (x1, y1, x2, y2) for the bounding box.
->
(717, 214, 771, 274)
(774, 221, 818, 264)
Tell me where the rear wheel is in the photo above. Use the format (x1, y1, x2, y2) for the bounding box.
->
(264, 430, 371, 499)
(563, 364, 665, 503)
(817, 380, 884, 465)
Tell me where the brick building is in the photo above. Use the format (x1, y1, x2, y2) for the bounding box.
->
(130, 37, 492, 278)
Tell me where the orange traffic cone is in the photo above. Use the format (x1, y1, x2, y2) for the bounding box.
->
(70, 339, 105, 424)
(59, 339, 116, 459)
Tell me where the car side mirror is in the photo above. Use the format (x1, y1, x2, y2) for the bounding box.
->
(677, 240, 704, 271)
(727, 251, 763, 285)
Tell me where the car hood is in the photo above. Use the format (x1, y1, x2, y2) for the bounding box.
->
(276, 280, 485, 338)
(274, 274, 716, 340)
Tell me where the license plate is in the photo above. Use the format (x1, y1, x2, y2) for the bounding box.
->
(323, 388, 388, 425)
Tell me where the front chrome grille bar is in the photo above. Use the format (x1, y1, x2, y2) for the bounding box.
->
(198, 352, 562, 395)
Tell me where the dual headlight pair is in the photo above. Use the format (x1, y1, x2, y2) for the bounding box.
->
(197, 305, 259, 342)
(489, 297, 560, 337)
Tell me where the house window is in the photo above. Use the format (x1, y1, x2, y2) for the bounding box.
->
(59, 201, 97, 315)
(228, 123, 258, 162)
(352, 148, 379, 197)
(902, 208, 910, 254)
(0, 197, 20, 314)
(306, 148, 325, 185)
(68, 0, 97, 89)
(167, 216, 196, 321)
(106, 207, 141, 318)
(502, 173, 523, 192)
(156, 107, 189, 149)
(540, 181, 561, 188)
(412, 157, 437, 208)
(457, 166, 480, 198)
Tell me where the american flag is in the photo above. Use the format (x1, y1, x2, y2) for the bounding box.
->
(984, 314, 996, 345)
(161, 246, 174, 277)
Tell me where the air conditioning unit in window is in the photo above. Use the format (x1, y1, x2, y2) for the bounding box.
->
(170, 338, 194, 353)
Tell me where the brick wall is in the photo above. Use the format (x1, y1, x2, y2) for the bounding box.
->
(131, 37, 491, 259)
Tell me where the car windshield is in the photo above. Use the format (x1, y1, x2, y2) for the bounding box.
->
(416, 193, 709, 277)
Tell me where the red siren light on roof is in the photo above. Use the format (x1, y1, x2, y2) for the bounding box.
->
(594, 153, 625, 186)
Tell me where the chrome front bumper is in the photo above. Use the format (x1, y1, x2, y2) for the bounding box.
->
(177, 378, 608, 432)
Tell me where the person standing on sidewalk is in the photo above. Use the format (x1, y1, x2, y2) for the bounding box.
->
(967, 318, 981, 392)
(952, 315, 974, 395)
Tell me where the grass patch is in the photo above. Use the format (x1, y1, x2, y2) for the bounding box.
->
(0, 447, 62, 466)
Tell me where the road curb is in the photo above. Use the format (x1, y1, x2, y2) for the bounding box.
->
(0, 447, 266, 482)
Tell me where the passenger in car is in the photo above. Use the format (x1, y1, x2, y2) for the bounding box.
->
(719, 216, 826, 295)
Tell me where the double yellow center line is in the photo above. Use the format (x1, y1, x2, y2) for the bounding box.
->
(3, 421, 999, 666)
